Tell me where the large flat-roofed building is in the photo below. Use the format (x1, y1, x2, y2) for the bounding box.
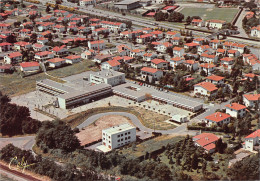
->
(114, 0, 140, 10)
(90, 69, 125, 86)
(36, 79, 112, 109)
(102, 123, 136, 150)
(113, 83, 203, 112)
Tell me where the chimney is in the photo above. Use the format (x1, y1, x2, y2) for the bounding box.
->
(220, 114, 222, 117)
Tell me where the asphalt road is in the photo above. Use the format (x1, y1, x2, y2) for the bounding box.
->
(77, 111, 198, 135)
(0, 136, 35, 151)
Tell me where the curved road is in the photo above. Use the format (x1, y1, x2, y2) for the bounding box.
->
(77, 112, 197, 135)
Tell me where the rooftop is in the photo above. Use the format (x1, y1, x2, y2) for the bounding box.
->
(103, 123, 135, 134)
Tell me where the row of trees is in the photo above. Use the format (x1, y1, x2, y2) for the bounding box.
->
(0, 144, 100, 181)
(155, 11, 184, 22)
(0, 91, 41, 136)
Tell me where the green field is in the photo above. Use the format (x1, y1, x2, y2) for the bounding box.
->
(180, 8, 239, 22)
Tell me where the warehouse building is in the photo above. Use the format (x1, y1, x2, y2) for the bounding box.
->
(36, 79, 112, 109)
(114, 0, 141, 10)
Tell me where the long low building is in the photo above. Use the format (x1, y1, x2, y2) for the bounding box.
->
(113, 83, 203, 112)
(36, 79, 112, 109)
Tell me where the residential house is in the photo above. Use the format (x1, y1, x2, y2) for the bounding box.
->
(47, 58, 66, 68)
(37, 37, 48, 45)
(243, 93, 260, 108)
(204, 112, 231, 127)
(0, 23, 12, 30)
(171, 37, 181, 45)
(93, 54, 113, 63)
(141, 67, 163, 81)
(184, 42, 200, 50)
(198, 45, 212, 55)
(14, 41, 31, 51)
(80, 0, 96, 6)
(35, 51, 54, 61)
(184, 60, 199, 71)
(101, 59, 121, 71)
(88, 40, 105, 50)
(52, 45, 68, 57)
(225, 103, 246, 118)
(206, 75, 225, 85)
(32, 43, 49, 52)
(231, 43, 246, 54)
(165, 31, 181, 40)
(136, 34, 153, 44)
(170, 57, 185, 69)
(0, 42, 12, 52)
(4, 52, 22, 64)
(191, 19, 204, 27)
(19, 29, 31, 37)
(20, 61, 40, 72)
(0, 64, 13, 73)
(227, 49, 240, 58)
(81, 49, 95, 59)
(205, 19, 226, 29)
(130, 49, 145, 58)
(251, 25, 260, 38)
(216, 49, 226, 57)
(194, 81, 218, 97)
(200, 63, 216, 75)
(221, 57, 234, 69)
(244, 73, 258, 81)
(210, 39, 221, 49)
(143, 53, 157, 62)
(117, 44, 131, 56)
(156, 42, 173, 53)
(172, 47, 184, 57)
(151, 59, 168, 69)
(150, 30, 164, 39)
(193, 38, 205, 45)
(200, 53, 218, 64)
(65, 55, 82, 64)
(53, 25, 66, 33)
(193, 133, 219, 153)
(244, 129, 260, 151)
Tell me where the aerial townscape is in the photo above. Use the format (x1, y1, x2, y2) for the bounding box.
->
(0, 0, 260, 180)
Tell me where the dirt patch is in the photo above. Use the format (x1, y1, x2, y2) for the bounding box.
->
(76, 115, 133, 146)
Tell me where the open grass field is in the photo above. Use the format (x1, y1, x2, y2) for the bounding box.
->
(180, 8, 239, 22)
(0, 60, 97, 97)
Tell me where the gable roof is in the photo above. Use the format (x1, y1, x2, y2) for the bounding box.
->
(195, 81, 218, 92)
(20, 62, 39, 68)
(205, 112, 231, 122)
(245, 129, 260, 139)
(141, 67, 162, 74)
(151, 58, 167, 65)
(225, 103, 246, 111)
(243, 94, 260, 101)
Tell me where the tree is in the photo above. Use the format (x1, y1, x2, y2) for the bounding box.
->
(186, 16, 192, 24)
(200, 69, 207, 77)
(46, 5, 51, 13)
(191, 153, 199, 170)
(168, 11, 184, 22)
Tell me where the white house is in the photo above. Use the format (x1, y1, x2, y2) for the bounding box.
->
(0, 42, 12, 52)
(184, 60, 199, 71)
(4, 52, 22, 64)
(191, 19, 204, 27)
(165, 31, 181, 40)
(101, 123, 136, 151)
(81, 49, 95, 59)
(170, 57, 185, 70)
(101, 59, 121, 71)
(210, 39, 221, 49)
(198, 45, 212, 55)
(20, 62, 40, 72)
(14, 41, 32, 51)
(32, 43, 49, 52)
(221, 57, 234, 69)
(143, 53, 157, 62)
(172, 47, 184, 57)
(200, 63, 216, 75)
(194, 81, 218, 97)
(227, 49, 240, 58)
(130, 49, 145, 58)
(200, 53, 218, 64)
(35, 51, 55, 61)
(225, 103, 246, 118)
(117, 44, 131, 56)
(47, 58, 66, 68)
(250, 25, 260, 38)
(204, 112, 231, 127)
(52, 45, 68, 57)
(65, 55, 82, 64)
(141, 67, 163, 81)
(88, 40, 105, 50)
(151, 59, 168, 69)
(193, 133, 219, 153)
(244, 129, 260, 151)
(205, 19, 226, 29)
(156, 42, 173, 53)
(243, 93, 260, 108)
(206, 75, 225, 85)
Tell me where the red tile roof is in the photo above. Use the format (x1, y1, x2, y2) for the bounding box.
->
(107, 59, 120, 67)
(206, 75, 224, 81)
(221, 57, 234, 62)
(245, 129, 260, 139)
(195, 81, 218, 92)
(173, 47, 184, 51)
(90, 40, 104, 44)
(20, 61, 39, 68)
(48, 58, 65, 63)
(141, 67, 162, 74)
(171, 57, 184, 62)
(65, 55, 81, 59)
(8, 52, 22, 58)
(151, 58, 167, 65)
(185, 42, 200, 47)
(53, 45, 66, 52)
(245, 73, 258, 78)
(35, 51, 53, 56)
(205, 112, 231, 122)
(0, 42, 11, 46)
(243, 94, 260, 101)
(225, 103, 246, 111)
(200, 63, 216, 68)
(193, 133, 219, 148)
